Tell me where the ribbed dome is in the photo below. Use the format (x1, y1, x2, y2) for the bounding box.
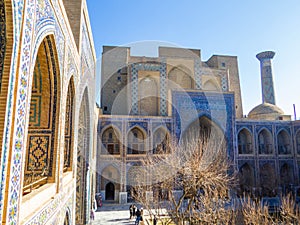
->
(248, 103, 284, 120)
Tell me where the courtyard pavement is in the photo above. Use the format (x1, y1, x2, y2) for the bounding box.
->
(91, 202, 144, 225)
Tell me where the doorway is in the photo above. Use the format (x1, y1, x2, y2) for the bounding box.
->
(105, 182, 115, 200)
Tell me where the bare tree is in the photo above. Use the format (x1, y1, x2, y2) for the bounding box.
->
(280, 193, 300, 223)
(241, 193, 300, 225)
(131, 130, 235, 225)
(241, 196, 274, 224)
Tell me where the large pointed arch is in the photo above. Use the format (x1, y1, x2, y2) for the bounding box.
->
(76, 88, 90, 224)
(22, 35, 61, 195)
(182, 115, 225, 145)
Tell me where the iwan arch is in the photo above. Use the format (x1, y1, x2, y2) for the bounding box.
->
(0, 0, 97, 224)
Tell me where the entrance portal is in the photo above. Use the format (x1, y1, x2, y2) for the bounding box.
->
(105, 182, 115, 200)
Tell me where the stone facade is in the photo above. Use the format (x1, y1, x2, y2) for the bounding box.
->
(98, 47, 300, 203)
(0, 0, 97, 224)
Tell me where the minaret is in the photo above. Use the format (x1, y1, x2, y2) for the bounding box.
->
(256, 51, 276, 105)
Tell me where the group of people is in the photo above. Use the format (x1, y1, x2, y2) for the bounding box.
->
(129, 204, 144, 224)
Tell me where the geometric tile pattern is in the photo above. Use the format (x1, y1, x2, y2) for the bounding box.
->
(171, 91, 235, 158)
(220, 71, 228, 91)
(29, 96, 42, 126)
(7, 0, 36, 222)
(29, 58, 42, 127)
(6, 0, 59, 223)
(23, 190, 74, 225)
(160, 59, 167, 116)
(0, 0, 24, 222)
(81, 22, 94, 77)
(194, 59, 202, 89)
(131, 65, 138, 114)
(131, 62, 167, 116)
(262, 64, 275, 105)
(27, 135, 49, 171)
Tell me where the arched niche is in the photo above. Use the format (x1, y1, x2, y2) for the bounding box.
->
(168, 66, 193, 89)
(138, 76, 158, 116)
(203, 79, 220, 91)
(258, 129, 273, 154)
(260, 163, 276, 197)
(152, 127, 170, 154)
(23, 35, 61, 195)
(101, 165, 120, 201)
(127, 127, 146, 155)
(238, 163, 255, 195)
(127, 163, 145, 200)
(280, 163, 293, 193)
(101, 126, 121, 155)
(277, 130, 291, 155)
(238, 128, 253, 154)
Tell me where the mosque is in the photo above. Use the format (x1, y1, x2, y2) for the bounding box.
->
(1, 0, 300, 224)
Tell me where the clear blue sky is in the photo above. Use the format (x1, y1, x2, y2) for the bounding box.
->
(87, 0, 300, 117)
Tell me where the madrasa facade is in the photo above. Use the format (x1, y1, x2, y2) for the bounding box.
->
(1, 0, 300, 224)
(0, 0, 98, 224)
(98, 46, 300, 203)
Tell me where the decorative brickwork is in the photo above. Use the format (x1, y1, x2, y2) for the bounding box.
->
(0, 0, 5, 91)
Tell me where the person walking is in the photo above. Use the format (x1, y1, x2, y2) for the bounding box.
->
(129, 204, 133, 219)
(153, 215, 157, 225)
(135, 208, 141, 225)
(133, 204, 137, 217)
(140, 208, 144, 223)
